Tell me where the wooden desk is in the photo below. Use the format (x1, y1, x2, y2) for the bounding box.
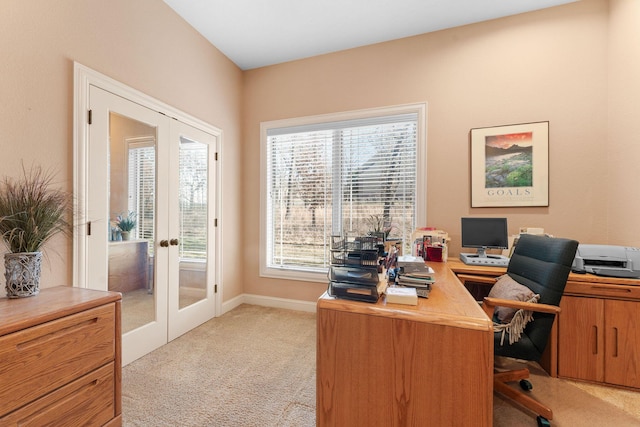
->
(561, 272, 640, 389)
(316, 262, 493, 426)
(447, 258, 506, 278)
(109, 240, 149, 293)
(448, 259, 640, 390)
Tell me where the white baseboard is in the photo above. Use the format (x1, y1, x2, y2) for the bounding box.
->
(220, 293, 317, 316)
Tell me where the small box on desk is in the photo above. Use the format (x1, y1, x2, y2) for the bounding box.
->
(385, 286, 418, 305)
(426, 246, 443, 262)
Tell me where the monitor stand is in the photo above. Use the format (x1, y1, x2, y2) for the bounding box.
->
(460, 247, 509, 267)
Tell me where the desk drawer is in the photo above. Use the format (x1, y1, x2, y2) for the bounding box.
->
(0, 363, 115, 426)
(565, 280, 640, 300)
(0, 304, 115, 417)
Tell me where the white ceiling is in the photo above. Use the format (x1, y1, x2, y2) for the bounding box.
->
(163, 0, 578, 70)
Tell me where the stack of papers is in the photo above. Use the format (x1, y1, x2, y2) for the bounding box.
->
(397, 256, 433, 273)
(397, 272, 434, 288)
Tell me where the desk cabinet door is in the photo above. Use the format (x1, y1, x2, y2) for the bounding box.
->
(604, 299, 640, 388)
(558, 296, 604, 382)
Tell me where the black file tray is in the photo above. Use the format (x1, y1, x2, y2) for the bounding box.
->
(328, 265, 379, 286)
(328, 281, 380, 303)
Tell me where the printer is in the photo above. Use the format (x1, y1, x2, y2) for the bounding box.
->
(572, 244, 640, 278)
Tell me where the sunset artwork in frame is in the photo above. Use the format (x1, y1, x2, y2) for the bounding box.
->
(470, 121, 549, 207)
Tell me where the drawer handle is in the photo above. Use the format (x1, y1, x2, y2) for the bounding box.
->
(590, 286, 632, 293)
(16, 318, 99, 351)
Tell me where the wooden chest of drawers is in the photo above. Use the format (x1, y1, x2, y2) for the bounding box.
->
(0, 286, 122, 426)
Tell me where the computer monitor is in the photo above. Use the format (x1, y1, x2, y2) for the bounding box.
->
(460, 217, 510, 266)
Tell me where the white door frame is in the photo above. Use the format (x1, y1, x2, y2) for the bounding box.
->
(73, 62, 223, 319)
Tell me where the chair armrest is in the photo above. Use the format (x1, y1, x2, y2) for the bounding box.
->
(482, 297, 561, 318)
(457, 274, 498, 286)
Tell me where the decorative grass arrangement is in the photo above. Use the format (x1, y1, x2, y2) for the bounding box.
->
(116, 211, 137, 232)
(0, 165, 73, 253)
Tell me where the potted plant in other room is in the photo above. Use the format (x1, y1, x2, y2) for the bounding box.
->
(0, 165, 72, 298)
(115, 211, 136, 241)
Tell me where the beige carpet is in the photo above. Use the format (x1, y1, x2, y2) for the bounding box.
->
(122, 304, 316, 426)
(122, 304, 640, 426)
(493, 361, 640, 427)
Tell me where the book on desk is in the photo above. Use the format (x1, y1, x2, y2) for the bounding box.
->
(394, 265, 434, 299)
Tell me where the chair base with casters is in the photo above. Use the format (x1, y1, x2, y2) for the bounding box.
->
(483, 297, 560, 425)
(494, 368, 551, 427)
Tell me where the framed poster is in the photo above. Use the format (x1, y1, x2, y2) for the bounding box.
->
(470, 121, 549, 207)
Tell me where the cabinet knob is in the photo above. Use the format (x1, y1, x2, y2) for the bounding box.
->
(160, 240, 169, 247)
(170, 239, 179, 246)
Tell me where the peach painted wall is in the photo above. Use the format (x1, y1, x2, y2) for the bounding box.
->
(109, 114, 155, 220)
(607, 0, 640, 245)
(242, 0, 618, 302)
(0, 0, 244, 300)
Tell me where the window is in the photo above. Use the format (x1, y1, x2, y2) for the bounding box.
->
(127, 138, 156, 246)
(260, 104, 426, 281)
(178, 137, 208, 260)
(127, 136, 208, 261)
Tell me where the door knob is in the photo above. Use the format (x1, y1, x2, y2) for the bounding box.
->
(160, 240, 169, 247)
(170, 239, 179, 246)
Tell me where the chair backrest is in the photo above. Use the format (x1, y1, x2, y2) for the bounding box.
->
(505, 234, 579, 355)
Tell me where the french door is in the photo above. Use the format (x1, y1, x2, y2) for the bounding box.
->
(167, 120, 218, 341)
(84, 85, 218, 365)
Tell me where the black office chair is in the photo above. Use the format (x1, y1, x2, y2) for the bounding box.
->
(482, 234, 578, 427)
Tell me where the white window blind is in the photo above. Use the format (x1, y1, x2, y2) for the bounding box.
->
(264, 110, 420, 275)
(179, 137, 208, 260)
(128, 141, 155, 248)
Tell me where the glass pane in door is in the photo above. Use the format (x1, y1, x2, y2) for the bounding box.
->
(108, 112, 156, 333)
(178, 136, 208, 309)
